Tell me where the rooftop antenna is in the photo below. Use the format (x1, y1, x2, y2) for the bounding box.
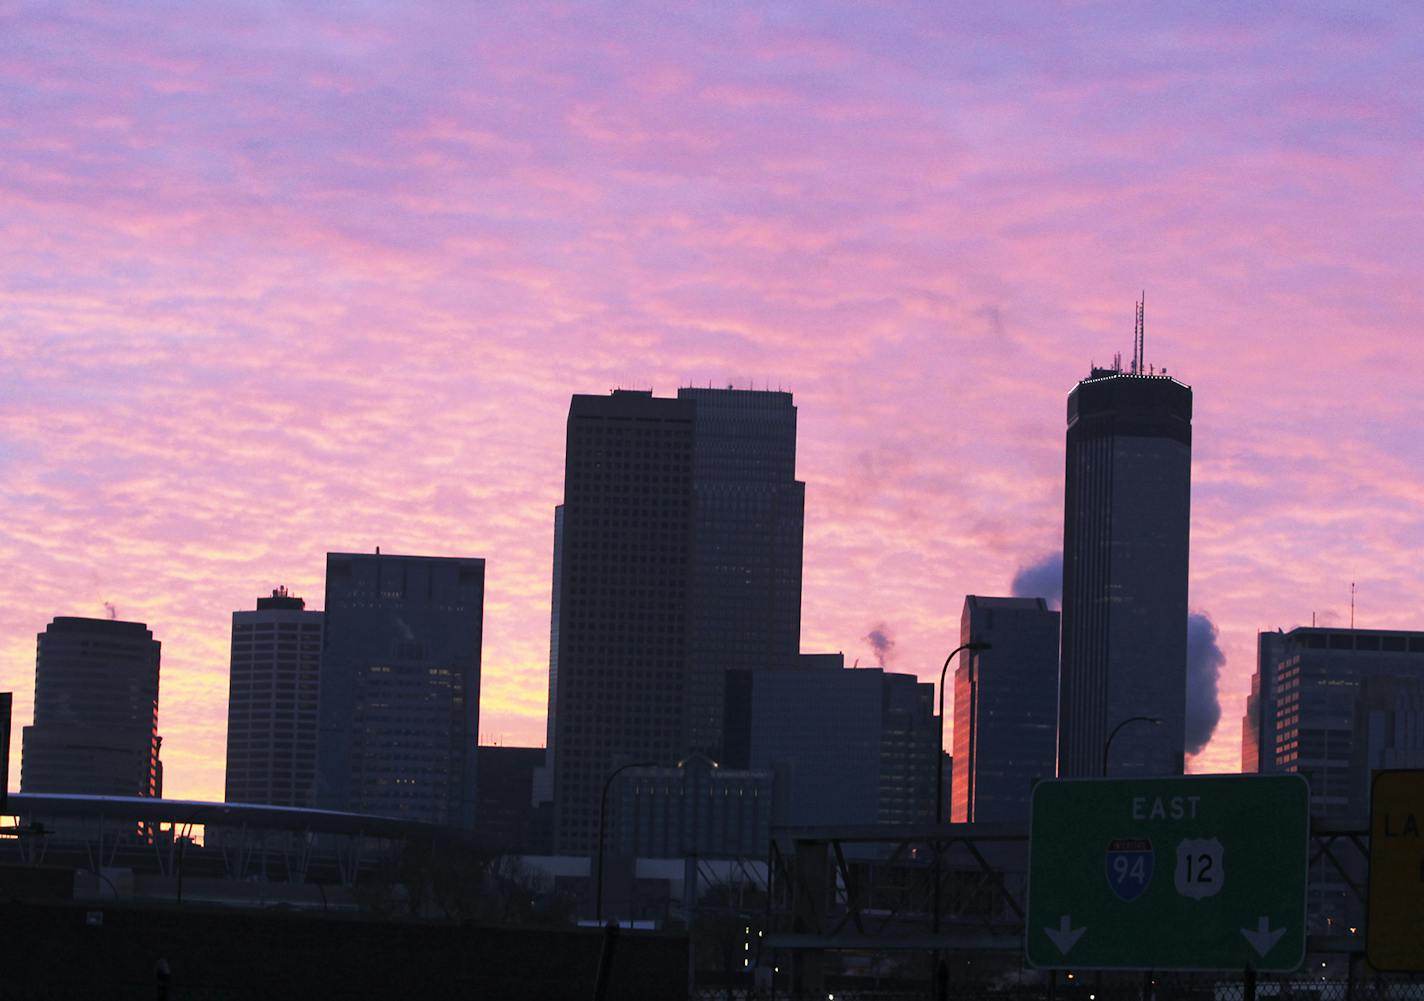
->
(1351, 581, 1357, 629)
(1131, 292, 1145, 375)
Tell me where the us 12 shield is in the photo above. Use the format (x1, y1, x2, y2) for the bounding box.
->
(1105, 838, 1154, 901)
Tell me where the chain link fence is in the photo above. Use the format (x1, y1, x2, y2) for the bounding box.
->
(692, 961, 1424, 1001)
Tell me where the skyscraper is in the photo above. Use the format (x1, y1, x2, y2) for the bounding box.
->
(1241, 630, 1287, 774)
(224, 588, 323, 807)
(951, 596, 1058, 823)
(680, 387, 804, 756)
(1245, 625, 1424, 932)
(21, 617, 163, 797)
(316, 552, 484, 828)
(1058, 341, 1193, 778)
(729, 655, 938, 828)
(547, 387, 804, 853)
(1247, 625, 1424, 815)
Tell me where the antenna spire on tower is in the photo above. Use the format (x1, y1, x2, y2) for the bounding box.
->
(1133, 293, 1144, 375)
(1130, 291, 1146, 375)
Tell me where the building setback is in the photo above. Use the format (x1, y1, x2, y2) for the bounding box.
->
(1058, 357, 1192, 778)
(316, 552, 483, 829)
(952, 596, 1059, 824)
(21, 617, 163, 797)
(546, 388, 804, 854)
(224, 588, 323, 807)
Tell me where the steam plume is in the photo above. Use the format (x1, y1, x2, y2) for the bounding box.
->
(863, 623, 895, 668)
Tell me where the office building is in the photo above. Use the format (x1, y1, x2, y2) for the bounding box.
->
(1351, 674, 1424, 816)
(729, 655, 938, 828)
(21, 617, 163, 797)
(546, 388, 804, 853)
(680, 387, 804, 756)
(1247, 625, 1424, 932)
(316, 552, 483, 828)
(1058, 342, 1192, 778)
(610, 754, 773, 858)
(477, 745, 553, 854)
(1241, 631, 1288, 774)
(952, 596, 1059, 823)
(1246, 626, 1424, 816)
(224, 588, 323, 807)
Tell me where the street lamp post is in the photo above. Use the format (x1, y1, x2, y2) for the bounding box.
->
(931, 639, 991, 999)
(596, 760, 657, 924)
(936, 642, 991, 825)
(1101, 716, 1163, 777)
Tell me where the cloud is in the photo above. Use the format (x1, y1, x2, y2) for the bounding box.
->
(1011, 552, 1063, 609)
(1185, 612, 1226, 756)
(1, 2, 1423, 795)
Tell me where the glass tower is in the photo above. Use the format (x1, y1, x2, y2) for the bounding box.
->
(316, 552, 483, 828)
(952, 596, 1059, 822)
(21, 617, 163, 798)
(1058, 368, 1192, 778)
(224, 588, 323, 807)
(547, 388, 804, 853)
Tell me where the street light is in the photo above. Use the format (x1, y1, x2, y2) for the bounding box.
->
(936, 642, 991, 825)
(1101, 716, 1162, 777)
(932, 639, 991, 988)
(596, 759, 658, 924)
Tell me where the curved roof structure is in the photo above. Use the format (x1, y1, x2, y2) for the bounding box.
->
(7, 792, 478, 843)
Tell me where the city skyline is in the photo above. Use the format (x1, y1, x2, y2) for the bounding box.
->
(3, 5, 1424, 800)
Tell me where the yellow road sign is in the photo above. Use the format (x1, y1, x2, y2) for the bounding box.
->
(1368, 770, 1424, 971)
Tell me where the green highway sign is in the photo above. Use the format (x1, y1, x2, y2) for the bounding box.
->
(1026, 774, 1309, 971)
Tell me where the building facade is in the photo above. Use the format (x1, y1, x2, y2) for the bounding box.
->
(731, 656, 938, 828)
(1241, 630, 1288, 774)
(476, 745, 553, 854)
(1351, 674, 1424, 816)
(316, 552, 484, 828)
(610, 754, 773, 858)
(1245, 625, 1424, 932)
(546, 388, 804, 853)
(951, 596, 1059, 823)
(224, 588, 323, 807)
(680, 388, 804, 758)
(1058, 366, 1192, 778)
(21, 617, 163, 797)
(1247, 626, 1424, 816)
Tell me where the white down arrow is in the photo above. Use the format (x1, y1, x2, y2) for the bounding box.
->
(1241, 916, 1286, 957)
(1044, 915, 1086, 955)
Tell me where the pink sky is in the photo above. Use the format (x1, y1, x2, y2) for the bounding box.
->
(2, 4, 1422, 800)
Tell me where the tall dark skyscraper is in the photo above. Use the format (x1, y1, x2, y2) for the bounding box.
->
(21, 617, 163, 797)
(951, 596, 1059, 823)
(680, 387, 804, 756)
(547, 387, 804, 853)
(316, 552, 484, 828)
(224, 588, 323, 807)
(1058, 345, 1193, 778)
